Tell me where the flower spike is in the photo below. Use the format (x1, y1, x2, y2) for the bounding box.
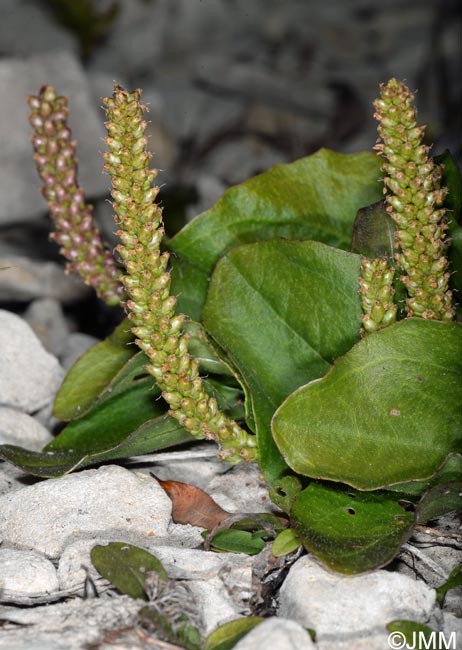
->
(373, 78, 454, 320)
(28, 85, 125, 306)
(103, 85, 257, 464)
(359, 256, 397, 335)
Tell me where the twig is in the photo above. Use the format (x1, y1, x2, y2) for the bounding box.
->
(401, 542, 450, 579)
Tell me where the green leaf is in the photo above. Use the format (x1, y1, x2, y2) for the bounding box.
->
(171, 149, 382, 314)
(183, 321, 234, 377)
(139, 606, 202, 650)
(47, 352, 164, 453)
(435, 150, 462, 293)
(416, 480, 462, 524)
(54, 318, 135, 420)
(91, 542, 168, 600)
(436, 565, 462, 606)
(0, 415, 191, 478)
(272, 319, 462, 490)
(208, 529, 266, 555)
(351, 200, 395, 261)
(203, 239, 362, 484)
(269, 476, 302, 512)
(386, 453, 462, 496)
(291, 482, 415, 574)
(386, 620, 436, 649)
(435, 150, 462, 224)
(170, 256, 210, 322)
(204, 617, 264, 650)
(272, 528, 302, 557)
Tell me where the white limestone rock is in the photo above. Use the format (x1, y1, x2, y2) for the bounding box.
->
(0, 407, 53, 449)
(23, 298, 71, 357)
(0, 255, 90, 303)
(0, 594, 141, 650)
(0, 310, 64, 413)
(233, 618, 315, 650)
(0, 466, 172, 559)
(207, 461, 275, 514)
(0, 548, 59, 599)
(278, 555, 436, 641)
(60, 332, 100, 371)
(0, 50, 108, 227)
(58, 538, 254, 634)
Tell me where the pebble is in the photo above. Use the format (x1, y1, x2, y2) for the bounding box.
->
(0, 548, 59, 600)
(0, 407, 53, 450)
(0, 255, 90, 304)
(234, 618, 315, 650)
(0, 310, 64, 413)
(58, 538, 254, 634)
(0, 595, 141, 650)
(278, 555, 436, 641)
(0, 466, 172, 559)
(60, 332, 100, 371)
(23, 298, 70, 358)
(0, 50, 108, 227)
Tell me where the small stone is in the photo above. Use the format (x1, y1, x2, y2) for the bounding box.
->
(442, 612, 462, 642)
(0, 0, 77, 58)
(203, 134, 287, 185)
(58, 538, 254, 634)
(0, 460, 37, 497)
(0, 310, 64, 413)
(0, 50, 108, 226)
(0, 548, 59, 599)
(233, 618, 315, 650)
(0, 594, 140, 649)
(278, 555, 436, 640)
(60, 332, 100, 371)
(23, 298, 70, 357)
(207, 462, 275, 513)
(0, 255, 90, 303)
(0, 466, 172, 558)
(0, 407, 53, 450)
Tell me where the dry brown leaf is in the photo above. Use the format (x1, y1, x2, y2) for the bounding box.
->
(153, 474, 231, 529)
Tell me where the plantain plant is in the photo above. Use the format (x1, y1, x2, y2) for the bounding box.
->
(0, 79, 460, 574)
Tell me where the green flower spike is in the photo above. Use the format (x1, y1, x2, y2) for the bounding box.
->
(359, 256, 397, 335)
(373, 78, 454, 321)
(103, 85, 257, 464)
(28, 86, 125, 306)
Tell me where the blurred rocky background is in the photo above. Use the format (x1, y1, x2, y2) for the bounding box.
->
(0, 0, 461, 350)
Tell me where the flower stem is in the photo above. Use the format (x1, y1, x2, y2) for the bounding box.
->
(359, 256, 397, 335)
(103, 85, 257, 464)
(28, 85, 125, 306)
(373, 78, 454, 321)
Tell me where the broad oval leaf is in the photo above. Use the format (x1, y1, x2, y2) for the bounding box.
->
(272, 319, 462, 490)
(91, 542, 168, 600)
(291, 482, 415, 574)
(171, 149, 382, 272)
(170, 149, 382, 317)
(203, 239, 362, 484)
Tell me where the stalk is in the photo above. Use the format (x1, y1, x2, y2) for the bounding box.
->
(359, 256, 397, 335)
(373, 78, 454, 320)
(28, 85, 124, 306)
(103, 85, 257, 463)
